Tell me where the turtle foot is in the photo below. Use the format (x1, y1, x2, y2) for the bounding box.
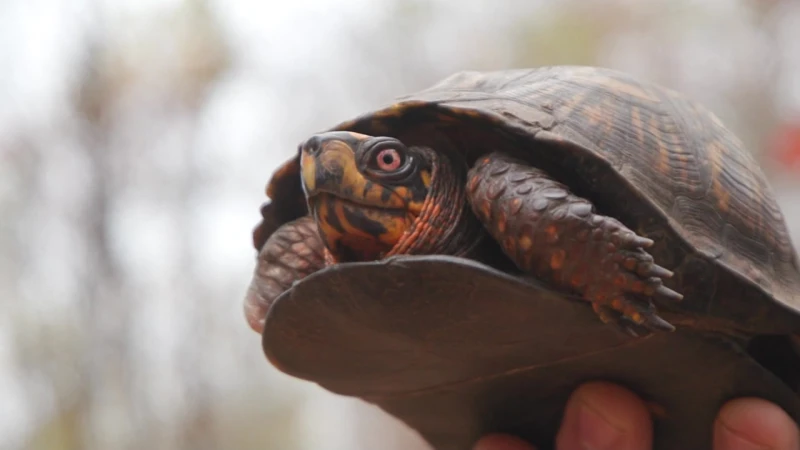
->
(466, 151, 681, 334)
(245, 215, 327, 334)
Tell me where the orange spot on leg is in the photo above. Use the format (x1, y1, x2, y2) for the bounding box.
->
(570, 272, 585, 288)
(545, 225, 559, 243)
(518, 235, 532, 251)
(509, 197, 523, 214)
(496, 212, 507, 234)
(550, 249, 566, 270)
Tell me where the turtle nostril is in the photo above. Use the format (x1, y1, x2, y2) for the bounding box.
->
(302, 136, 323, 156)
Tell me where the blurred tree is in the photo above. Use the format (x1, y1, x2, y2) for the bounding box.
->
(3, 1, 798, 450)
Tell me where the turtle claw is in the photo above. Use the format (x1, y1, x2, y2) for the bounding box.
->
(640, 263, 674, 279)
(592, 303, 673, 337)
(654, 284, 684, 303)
(617, 232, 655, 250)
(642, 313, 676, 332)
(592, 304, 637, 336)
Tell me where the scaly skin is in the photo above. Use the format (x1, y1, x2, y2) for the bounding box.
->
(245, 215, 327, 334)
(467, 152, 682, 334)
(246, 133, 683, 336)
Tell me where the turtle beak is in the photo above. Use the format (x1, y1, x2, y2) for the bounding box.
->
(299, 131, 371, 200)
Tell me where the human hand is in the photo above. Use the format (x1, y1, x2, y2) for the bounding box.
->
(473, 382, 799, 450)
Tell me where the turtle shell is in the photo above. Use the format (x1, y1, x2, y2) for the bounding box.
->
(253, 66, 800, 449)
(262, 255, 800, 450)
(256, 65, 800, 333)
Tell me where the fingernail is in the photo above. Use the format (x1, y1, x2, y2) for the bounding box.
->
(576, 400, 626, 450)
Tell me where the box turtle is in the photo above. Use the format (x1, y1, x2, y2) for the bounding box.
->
(244, 66, 800, 449)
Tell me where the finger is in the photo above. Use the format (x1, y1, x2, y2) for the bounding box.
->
(555, 381, 653, 450)
(714, 397, 800, 450)
(473, 434, 537, 450)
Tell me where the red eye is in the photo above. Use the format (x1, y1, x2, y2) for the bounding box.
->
(375, 148, 402, 172)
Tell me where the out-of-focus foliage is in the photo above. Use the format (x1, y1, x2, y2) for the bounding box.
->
(1, 1, 799, 449)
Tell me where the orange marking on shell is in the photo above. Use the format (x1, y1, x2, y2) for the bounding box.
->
(554, 88, 588, 119)
(549, 250, 565, 270)
(631, 107, 645, 144)
(707, 141, 731, 212)
(646, 114, 668, 173)
(464, 109, 483, 118)
(611, 298, 624, 310)
(389, 105, 405, 115)
(630, 312, 644, 324)
(604, 77, 659, 102)
(434, 113, 459, 123)
(600, 97, 615, 137)
(584, 104, 602, 126)
(658, 144, 670, 174)
(571, 70, 659, 102)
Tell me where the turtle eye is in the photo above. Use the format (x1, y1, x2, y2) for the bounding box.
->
(375, 148, 403, 172)
(363, 138, 415, 183)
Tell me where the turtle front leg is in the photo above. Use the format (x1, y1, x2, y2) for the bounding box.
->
(245, 215, 328, 334)
(466, 152, 683, 335)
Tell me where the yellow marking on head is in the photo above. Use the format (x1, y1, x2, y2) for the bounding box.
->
(300, 132, 434, 262)
(301, 138, 408, 210)
(314, 193, 415, 261)
(300, 152, 316, 193)
(420, 169, 431, 188)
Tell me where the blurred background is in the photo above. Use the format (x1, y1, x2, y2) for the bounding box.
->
(2, 0, 800, 449)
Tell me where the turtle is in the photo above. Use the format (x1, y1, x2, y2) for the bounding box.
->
(244, 66, 800, 449)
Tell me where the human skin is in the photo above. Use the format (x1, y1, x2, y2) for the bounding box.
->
(473, 382, 800, 450)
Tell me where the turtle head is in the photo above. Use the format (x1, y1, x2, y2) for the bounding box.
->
(299, 131, 483, 262)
